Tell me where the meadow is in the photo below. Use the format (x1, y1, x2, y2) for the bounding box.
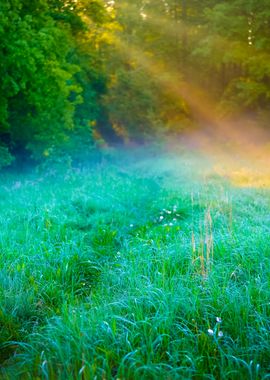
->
(0, 147, 270, 379)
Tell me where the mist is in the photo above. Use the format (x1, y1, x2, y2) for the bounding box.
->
(1, 1, 270, 378)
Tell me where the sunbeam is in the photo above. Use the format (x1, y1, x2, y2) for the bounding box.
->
(113, 34, 270, 187)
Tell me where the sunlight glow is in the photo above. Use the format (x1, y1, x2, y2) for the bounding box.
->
(114, 36, 220, 127)
(110, 5, 270, 188)
(114, 35, 270, 186)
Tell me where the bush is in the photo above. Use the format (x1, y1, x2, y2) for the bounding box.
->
(0, 145, 14, 170)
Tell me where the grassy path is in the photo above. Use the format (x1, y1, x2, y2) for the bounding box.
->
(0, 149, 270, 379)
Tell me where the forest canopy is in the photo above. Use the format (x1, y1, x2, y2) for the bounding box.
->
(0, 0, 269, 168)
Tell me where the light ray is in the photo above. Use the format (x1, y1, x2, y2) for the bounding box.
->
(113, 36, 270, 187)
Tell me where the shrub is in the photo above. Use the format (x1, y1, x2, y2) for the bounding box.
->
(0, 145, 14, 170)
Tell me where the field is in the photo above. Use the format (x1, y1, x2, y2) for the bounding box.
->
(0, 147, 270, 379)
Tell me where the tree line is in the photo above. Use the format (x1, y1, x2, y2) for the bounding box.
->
(0, 0, 269, 167)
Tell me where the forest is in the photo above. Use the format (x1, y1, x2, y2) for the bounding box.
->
(1, 1, 270, 379)
(1, 0, 270, 167)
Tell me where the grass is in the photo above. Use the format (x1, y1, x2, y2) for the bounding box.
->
(0, 147, 270, 379)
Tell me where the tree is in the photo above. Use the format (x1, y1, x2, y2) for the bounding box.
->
(0, 0, 116, 164)
(191, 0, 270, 119)
(0, 0, 82, 162)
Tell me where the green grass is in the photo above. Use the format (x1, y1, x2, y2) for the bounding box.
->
(0, 148, 270, 379)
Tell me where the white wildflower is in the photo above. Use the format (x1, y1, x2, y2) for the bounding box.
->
(218, 331, 224, 337)
(207, 329, 214, 336)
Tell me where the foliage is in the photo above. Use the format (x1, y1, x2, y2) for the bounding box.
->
(0, 0, 80, 159)
(192, 0, 270, 116)
(104, 0, 270, 130)
(103, 67, 162, 142)
(0, 0, 270, 163)
(0, 0, 114, 166)
(0, 145, 14, 169)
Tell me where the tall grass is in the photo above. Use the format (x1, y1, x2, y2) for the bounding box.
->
(0, 149, 270, 379)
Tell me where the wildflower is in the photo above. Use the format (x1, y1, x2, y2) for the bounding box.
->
(130, 224, 134, 227)
(169, 222, 173, 226)
(216, 317, 222, 323)
(207, 329, 214, 336)
(159, 216, 164, 221)
(218, 331, 224, 337)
